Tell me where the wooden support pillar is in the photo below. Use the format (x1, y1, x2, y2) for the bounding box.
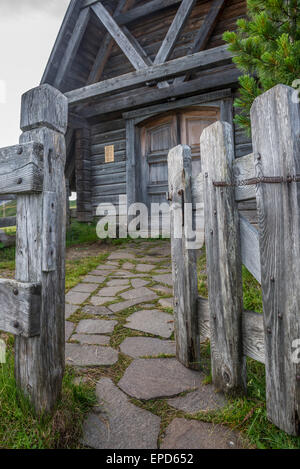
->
(201, 121, 246, 396)
(251, 85, 300, 435)
(168, 144, 200, 370)
(75, 127, 93, 222)
(15, 84, 68, 413)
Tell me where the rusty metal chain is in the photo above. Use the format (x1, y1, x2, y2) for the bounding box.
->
(213, 175, 300, 188)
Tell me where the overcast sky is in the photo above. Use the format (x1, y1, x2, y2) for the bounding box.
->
(0, 0, 70, 148)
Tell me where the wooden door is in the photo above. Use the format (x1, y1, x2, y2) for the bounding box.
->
(180, 107, 220, 178)
(141, 114, 178, 207)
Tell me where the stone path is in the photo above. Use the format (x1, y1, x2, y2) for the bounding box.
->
(65, 240, 244, 449)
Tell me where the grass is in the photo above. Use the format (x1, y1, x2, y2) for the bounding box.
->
(0, 336, 97, 449)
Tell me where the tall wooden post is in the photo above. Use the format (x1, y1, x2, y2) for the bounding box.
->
(168, 145, 200, 370)
(75, 127, 93, 222)
(251, 85, 300, 435)
(201, 121, 246, 395)
(15, 84, 68, 414)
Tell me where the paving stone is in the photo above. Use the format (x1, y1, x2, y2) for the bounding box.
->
(108, 252, 136, 260)
(122, 262, 136, 270)
(90, 296, 116, 306)
(153, 274, 173, 287)
(125, 310, 174, 338)
(82, 305, 113, 316)
(66, 344, 118, 367)
(168, 387, 226, 414)
(154, 269, 172, 274)
(65, 321, 75, 341)
(131, 279, 149, 288)
(136, 264, 156, 273)
(96, 265, 117, 271)
(105, 261, 119, 266)
(108, 295, 158, 313)
(97, 286, 129, 297)
(106, 279, 130, 287)
(111, 271, 149, 279)
(72, 334, 110, 346)
(65, 304, 78, 320)
(66, 291, 91, 305)
(120, 337, 176, 358)
(89, 269, 114, 276)
(76, 319, 117, 335)
(118, 359, 202, 400)
(121, 287, 158, 301)
(71, 283, 98, 293)
(83, 275, 106, 284)
(82, 378, 160, 449)
(160, 418, 244, 449)
(152, 286, 173, 296)
(159, 298, 173, 310)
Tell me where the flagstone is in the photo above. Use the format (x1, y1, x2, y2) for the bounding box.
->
(131, 279, 149, 288)
(97, 286, 129, 297)
(120, 337, 176, 358)
(76, 319, 117, 335)
(106, 279, 130, 287)
(108, 252, 136, 260)
(118, 359, 202, 400)
(168, 387, 226, 414)
(90, 296, 116, 306)
(136, 264, 156, 273)
(66, 291, 91, 305)
(124, 310, 174, 338)
(152, 285, 173, 296)
(159, 298, 173, 310)
(65, 344, 118, 367)
(71, 283, 98, 294)
(153, 274, 173, 287)
(82, 378, 160, 449)
(65, 321, 75, 341)
(122, 262, 136, 270)
(72, 334, 110, 346)
(121, 287, 157, 301)
(108, 295, 157, 313)
(82, 305, 113, 316)
(160, 419, 244, 449)
(83, 275, 106, 284)
(65, 304, 78, 320)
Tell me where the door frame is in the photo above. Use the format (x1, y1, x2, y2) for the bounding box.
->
(124, 89, 234, 210)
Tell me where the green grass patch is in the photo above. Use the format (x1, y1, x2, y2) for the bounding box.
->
(0, 339, 96, 449)
(0, 201, 17, 218)
(66, 221, 99, 248)
(66, 252, 108, 291)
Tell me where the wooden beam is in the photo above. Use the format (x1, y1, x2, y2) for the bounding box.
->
(233, 152, 256, 202)
(91, 2, 148, 71)
(87, 0, 132, 84)
(114, 0, 181, 25)
(66, 45, 234, 106)
(240, 214, 261, 284)
(0, 279, 41, 337)
(0, 142, 43, 195)
(154, 0, 196, 64)
(54, 8, 90, 89)
(175, 0, 227, 83)
(81, 67, 240, 117)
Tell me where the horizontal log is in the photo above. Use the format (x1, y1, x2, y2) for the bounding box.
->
(233, 153, 256, 202)
(66, 45, 234, 106)
(197, 296, 265, 364)
(0, 142, 43, 195)
(0, 216, 16, 228)
(0, 278, 41, 337)
(240, 214, 261, 284)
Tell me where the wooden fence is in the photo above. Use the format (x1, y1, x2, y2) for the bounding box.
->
(168, 84, 300, 436)
(0, 84, 67, 413)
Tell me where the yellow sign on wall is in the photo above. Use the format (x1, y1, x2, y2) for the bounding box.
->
(105, 145, 115, 163)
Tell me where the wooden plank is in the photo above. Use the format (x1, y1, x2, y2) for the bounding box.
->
(0, 279, 41, 337)
(92, 3, 148, 71)
(191, 172, 204, 249)
(197, 297, 265, 364)
(175, 0, 227, 83)
(66, 45, 234, 106)
(233, 153, 256, 202)
(0, 142, 43, 195)
(201, 121, 246, 395)
(15, 84, 67, 414)
(168, 145, 200, 370)
(251, 84, 300, 436)
(87, 0, 129, 84)
(82, 68, 241, 118)
(240, 214, 261, 284)
(154, 0, 196, 65)
(114, 0, 181, 25)
(0, 216, 16, 228)
(75, 128, 93, 222)
(54, 8, 90, 89)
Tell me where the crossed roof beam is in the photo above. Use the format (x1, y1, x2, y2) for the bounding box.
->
(54, 0, 227, 91)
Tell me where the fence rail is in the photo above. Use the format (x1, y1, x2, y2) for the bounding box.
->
(168, 84, 300, 436)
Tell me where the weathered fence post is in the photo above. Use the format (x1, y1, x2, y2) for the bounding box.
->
(201, 121, 246, 395)
(168, 145, 200, 370)
(251, 84, 300, 435)
(15, 84, 68, 413)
